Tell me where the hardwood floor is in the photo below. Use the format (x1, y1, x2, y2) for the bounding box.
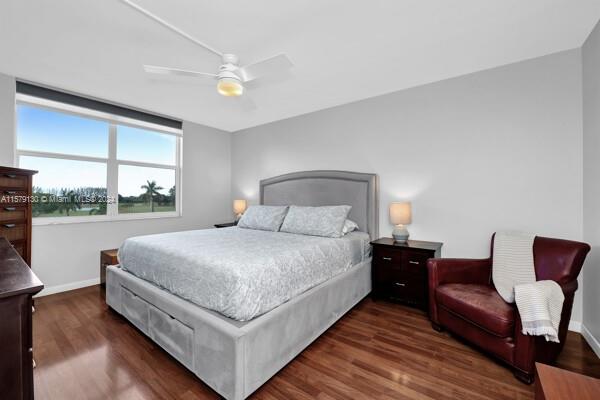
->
(33, 285, 600, 400)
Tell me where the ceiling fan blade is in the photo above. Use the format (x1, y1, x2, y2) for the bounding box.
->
(120, 0, 223, 57)
(234, 95, 257, 111)
(143, 65, 217, 80)
(237, 54, 293, 83)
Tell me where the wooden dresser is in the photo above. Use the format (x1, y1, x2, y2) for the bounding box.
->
(0, 237, 43, 399)
(0, 166, 37, 266)
(536, 362, 600, 399)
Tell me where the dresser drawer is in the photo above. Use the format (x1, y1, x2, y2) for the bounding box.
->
(0, 190, 29, 204)
(0, 173, 29, 189)
(0, 222, 26, 242)
(0, 205, 28, 223)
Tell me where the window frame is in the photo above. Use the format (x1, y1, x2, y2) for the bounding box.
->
(15, 94, 183, 225)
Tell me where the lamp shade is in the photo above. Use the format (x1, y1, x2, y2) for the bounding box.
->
(389, 202, 412, 225)
(233, 199, 247, 215)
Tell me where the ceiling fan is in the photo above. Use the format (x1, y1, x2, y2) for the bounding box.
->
(120, 0, 293, 97)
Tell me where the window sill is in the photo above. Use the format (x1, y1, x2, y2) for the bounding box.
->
(32, 211, 181, 226)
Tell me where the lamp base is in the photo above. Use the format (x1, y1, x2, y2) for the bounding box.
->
(392, 225, 409, 243)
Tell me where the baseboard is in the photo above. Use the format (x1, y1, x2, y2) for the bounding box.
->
(569, 320, 582, 333)
(582, 325, 600, 359)
(35, 278, 100, 297)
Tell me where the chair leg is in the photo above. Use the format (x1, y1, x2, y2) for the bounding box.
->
(431, 322, 444, 332)
(513, 369, 534, 384)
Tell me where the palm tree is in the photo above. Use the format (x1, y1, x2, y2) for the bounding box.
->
(141, 180, 163, 212)
(57, 189, 81, 216)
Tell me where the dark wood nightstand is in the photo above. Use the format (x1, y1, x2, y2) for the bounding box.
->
(370, 237, 442, 309)
(214, 222, 237, 228)
(100, 249, 119, 287)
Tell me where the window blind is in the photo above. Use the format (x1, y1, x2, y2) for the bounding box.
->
(16, 81, 182, 130)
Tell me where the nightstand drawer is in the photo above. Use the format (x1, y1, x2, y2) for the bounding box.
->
(373, 247, 402, 267)
(387, 279, 424, 304)
(401, 251, 430, 275)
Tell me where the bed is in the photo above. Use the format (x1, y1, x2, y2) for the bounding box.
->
(106, 170, 379, 400)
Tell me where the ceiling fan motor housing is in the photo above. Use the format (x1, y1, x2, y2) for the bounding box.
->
(222, 53, 239, 65)
(219, 54, 242, 81)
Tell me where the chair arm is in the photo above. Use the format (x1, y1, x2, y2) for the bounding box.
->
(427, 258, 492, 326)
(513, 279, 579, 376)
(427, 258, 492, 287)
(559, 280, 578, 297)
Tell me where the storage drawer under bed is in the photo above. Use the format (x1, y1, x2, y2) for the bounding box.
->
(121, 287, 150, 333)
(149, 305, 194, 368)
(120, 286, 194, 368)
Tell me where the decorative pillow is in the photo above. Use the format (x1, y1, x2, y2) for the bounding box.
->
(280, 205, 352, 238)
(342, 219, 359, 235)
(237, 205, 289, 232)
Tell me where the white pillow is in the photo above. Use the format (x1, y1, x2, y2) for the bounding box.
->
(237, 205, 288, 232)
(280, 205, 352, 238)
(342, 219, 359, 235)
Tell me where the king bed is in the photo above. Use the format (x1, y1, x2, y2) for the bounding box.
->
(106, 170, 379, 400)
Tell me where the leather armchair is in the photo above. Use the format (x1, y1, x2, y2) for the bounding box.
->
(427, 234, 590, 383)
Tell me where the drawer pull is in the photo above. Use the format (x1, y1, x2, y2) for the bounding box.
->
(3, 223, 16, 228)
(382, 257, 392, 261)
(4, 174, 17, 179)
(4, 207, 17, 211)
(394, 282, 406, 287)
(409, 261, 420, 265)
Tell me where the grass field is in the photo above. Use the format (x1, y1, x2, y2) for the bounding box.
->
(118, 203, 175, 214)
(33, 202, 175, 217)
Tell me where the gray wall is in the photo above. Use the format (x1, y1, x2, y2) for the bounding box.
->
(232, 49, 585, 326)
(583, 19, 600, 355)
(0, 72, 233, 294)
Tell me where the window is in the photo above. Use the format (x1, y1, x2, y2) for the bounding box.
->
(15, 84, 182, 223)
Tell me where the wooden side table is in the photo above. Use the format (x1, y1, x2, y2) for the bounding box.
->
(100, 249, 119, 287)
(536, 363, 600, 399)
(214, 222, 237, 228)
(370, 237, 442, 309)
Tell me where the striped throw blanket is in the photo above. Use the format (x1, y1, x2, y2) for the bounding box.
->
(492, 231, 564, 343)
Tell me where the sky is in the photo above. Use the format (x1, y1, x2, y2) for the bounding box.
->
(17, 105, 176, 197)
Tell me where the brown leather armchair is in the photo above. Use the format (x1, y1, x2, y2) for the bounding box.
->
(427, 234, 590, 383)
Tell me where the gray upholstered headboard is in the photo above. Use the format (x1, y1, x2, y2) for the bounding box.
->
(260, 170, 379, 239)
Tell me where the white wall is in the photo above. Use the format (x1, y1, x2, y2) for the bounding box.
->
(583, 19, 600, 355)
(0, 73, 233, 295)
(232, 50, 585, 325)
(0, 73, 15, 166)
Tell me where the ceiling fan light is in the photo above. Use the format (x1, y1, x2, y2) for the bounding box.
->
(217, 77, 244, 97)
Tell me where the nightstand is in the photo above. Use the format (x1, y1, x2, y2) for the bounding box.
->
(100, 249, 119, 287)
(214, 222, 237, 228)
(370, 238, 442, 309)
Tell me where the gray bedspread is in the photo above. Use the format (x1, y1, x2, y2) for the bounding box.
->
(118, 227, 370, 321)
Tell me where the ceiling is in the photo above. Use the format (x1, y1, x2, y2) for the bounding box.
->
(1, 1, 599, 132)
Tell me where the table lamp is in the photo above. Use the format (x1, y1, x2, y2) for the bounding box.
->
(233, 199, 247, 221)
(390, 202, 412, 242)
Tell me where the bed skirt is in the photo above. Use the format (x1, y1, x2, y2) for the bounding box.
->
(106, 259, 371, 400)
